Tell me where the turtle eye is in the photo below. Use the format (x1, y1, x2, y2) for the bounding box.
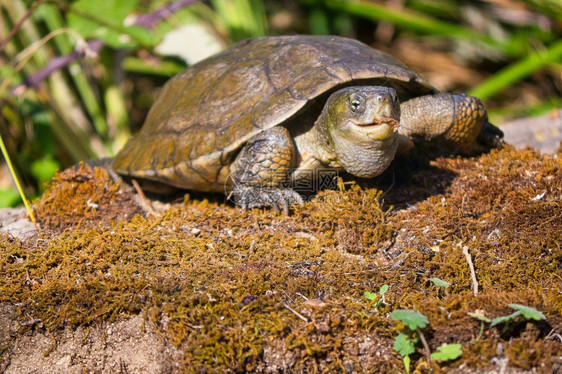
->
(349, 95, 365, 113)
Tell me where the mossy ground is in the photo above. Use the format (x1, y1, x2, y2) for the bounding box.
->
(1, 146, 561, 373)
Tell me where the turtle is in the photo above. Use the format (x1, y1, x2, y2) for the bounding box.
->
(112, 35, 503, 213)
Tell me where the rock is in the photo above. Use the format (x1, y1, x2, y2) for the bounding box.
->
(501, 110, 562, 154)
(0, 207, 37, 240)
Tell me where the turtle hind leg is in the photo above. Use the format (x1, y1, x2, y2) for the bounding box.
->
(232, 126, 303, 214)
(399, 93, 504, 154)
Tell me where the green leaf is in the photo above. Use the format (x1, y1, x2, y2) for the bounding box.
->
(122, 57, 185, 77)
(468, 311, 491, 323)
(211, 0, 268, 40)
(491, 311, 521, 326)
(403, 355, 411, 374)
(508, 304, 546, 321)
(366, 285, 389, 302)
(379, 284, 389, 295)
(390, 309, 429, 330)
(470, 39, 562, 99)
(123, 25, 157, 46)
(68, 0, 153, 48)
(430, 278, 451, 287)
(393, 332, 416, 357)
(430, 343, 463, 361)
(72, 0, 138, 25)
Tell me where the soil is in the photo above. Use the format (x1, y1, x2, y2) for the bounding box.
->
(0, 142, 561, 373)
(1, 304, 179, 373)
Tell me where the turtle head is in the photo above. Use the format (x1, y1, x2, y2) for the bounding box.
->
(317, 86, 401, 178)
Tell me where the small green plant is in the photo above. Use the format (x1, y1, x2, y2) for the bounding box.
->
(491, 304, 546, 327)
(365, 284, 388, 308)
(469, 304, 546, 341)
(390, 309, 430, 373)
(467, 310, 491, 341)
(391, 309, 462, 372)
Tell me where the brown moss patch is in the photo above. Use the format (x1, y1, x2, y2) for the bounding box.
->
(33, 163, 143, 232)
(1, 146, 561, 372)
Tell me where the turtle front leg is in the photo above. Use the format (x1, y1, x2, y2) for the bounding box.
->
(398, 93, 504, 154)
(231, 126, 303, 214)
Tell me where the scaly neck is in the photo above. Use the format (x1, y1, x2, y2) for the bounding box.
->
(293, 124, 341, 169)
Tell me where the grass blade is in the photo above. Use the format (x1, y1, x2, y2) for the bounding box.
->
(38, 4, 109, 141)
(469, 40, 562, 100)
(305, 0, 520, 56)
(0, 135, 37, 225)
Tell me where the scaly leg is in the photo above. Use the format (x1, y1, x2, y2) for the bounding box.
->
(399, 93, 503, 154)
(232, 126, 303, 214)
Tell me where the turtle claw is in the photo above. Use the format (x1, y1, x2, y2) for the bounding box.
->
(233, 185, 304, 215)
(477, 120, 505, 151)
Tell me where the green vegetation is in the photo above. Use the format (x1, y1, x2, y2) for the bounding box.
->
(391, 309, 432, 372)
(364, 284, 388, 308)
(391, 309, 429, 330)
(468, 310, 492, 341)
(389, 301, 546, 370)
(467, 303, 546, 345)
(0, 135, 36, 224)
(469, 40, 562, 100)
(431, 343, 463, 362)
(430, 277, 451, 288)
(491, 304, 547, 327)
(390, 308, 464, 371)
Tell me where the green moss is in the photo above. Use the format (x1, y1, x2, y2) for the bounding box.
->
(1, 146, 561, 371)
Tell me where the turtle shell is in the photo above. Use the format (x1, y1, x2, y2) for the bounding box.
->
(113, 35, 436, 192)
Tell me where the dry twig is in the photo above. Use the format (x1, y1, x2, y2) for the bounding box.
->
(283, 302, 308, 323)
(462, 245, 479, 296)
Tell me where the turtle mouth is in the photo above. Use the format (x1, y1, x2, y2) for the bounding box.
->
(355, 117, 400, 131)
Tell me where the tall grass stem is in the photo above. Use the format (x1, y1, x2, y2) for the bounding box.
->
(0, 135, 37, 225)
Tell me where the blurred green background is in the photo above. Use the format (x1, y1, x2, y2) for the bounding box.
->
(1, 0, 560, 207)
